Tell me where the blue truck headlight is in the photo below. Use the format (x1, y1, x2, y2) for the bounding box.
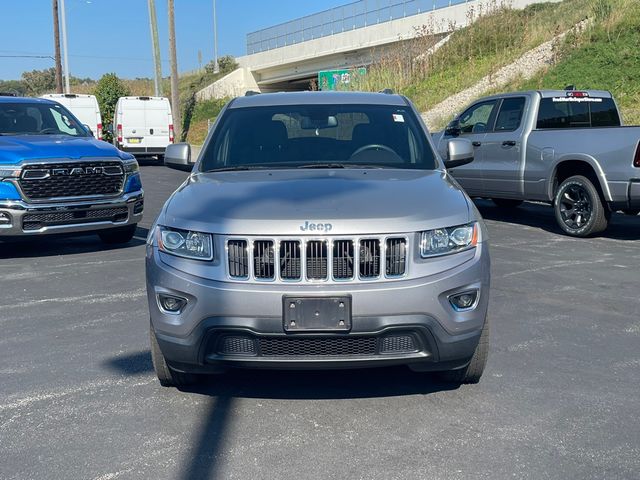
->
(0, 181, 21, 201)
(420, 223, 478, 258)
(124, 173, 142, 193)
(122, 158, 139, 173)
(158, 226, 213, 261)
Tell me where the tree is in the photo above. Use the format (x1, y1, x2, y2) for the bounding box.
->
(21, 68, 57, 95)
(94, 73, 130, 140)
(0, 80, 28, 97)
(205, 55, 238, 75)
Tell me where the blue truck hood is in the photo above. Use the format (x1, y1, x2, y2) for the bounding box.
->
(0, 135, 129, 165)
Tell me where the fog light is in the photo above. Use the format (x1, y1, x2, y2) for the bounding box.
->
(449, 290, 478, 311)
(0, 211, 12, 226)
(157, 293, 187, 313)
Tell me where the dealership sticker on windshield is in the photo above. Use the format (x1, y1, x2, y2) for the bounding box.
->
(392, 114, 405, 122)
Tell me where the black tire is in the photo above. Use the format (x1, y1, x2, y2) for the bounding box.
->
(492, 198, 523, 208)
(439, 317, 489, 385)
(150, 325, 198, 387)
(98, 224, 137, 244)
(554, 175, 608, 237)
(623, 209, 640, 216)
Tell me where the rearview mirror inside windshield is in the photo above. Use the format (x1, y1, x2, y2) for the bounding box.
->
(300, 115, 338, 130)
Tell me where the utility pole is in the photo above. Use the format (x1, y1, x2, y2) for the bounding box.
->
(52, 0, 63, 93)
(59, 0, 70, 93)
(213, 0, 219, 73)
(147, 0, 162, 97)
(168, 0, 181, 139)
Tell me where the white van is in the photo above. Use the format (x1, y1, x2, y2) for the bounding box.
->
(41, 93, 102, 139)
(113, 96, 174, 160)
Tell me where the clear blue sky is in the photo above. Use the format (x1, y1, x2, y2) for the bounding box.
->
(0, 0, 350, 80)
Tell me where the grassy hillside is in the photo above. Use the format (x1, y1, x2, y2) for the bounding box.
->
(346, 0, 588, 112)
(498, 0, 640, 124)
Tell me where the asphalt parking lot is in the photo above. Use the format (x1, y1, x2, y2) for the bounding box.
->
(1, 165, 639, 480)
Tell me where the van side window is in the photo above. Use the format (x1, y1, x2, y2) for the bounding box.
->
(536, 97, 621, 129)
(494, 98, 526, 131)
(458, 100, 497, 134)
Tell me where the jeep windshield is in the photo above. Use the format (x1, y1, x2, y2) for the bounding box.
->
(0, 102, 90, 137)
(200, 104, 438, 171)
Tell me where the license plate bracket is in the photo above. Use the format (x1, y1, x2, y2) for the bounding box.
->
(283, 296, 352, 332)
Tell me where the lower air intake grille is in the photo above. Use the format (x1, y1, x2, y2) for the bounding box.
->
(259, 337, 377, 356)
(228, 240, 249, 278)
(22, 207, 128, 231)
(219, 336, 257, 355)
(380, 334, 417, 353)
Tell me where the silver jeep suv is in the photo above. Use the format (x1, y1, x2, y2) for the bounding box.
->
(146, 91, 490, 387)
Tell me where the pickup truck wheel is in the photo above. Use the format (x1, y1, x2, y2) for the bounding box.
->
(98, 224, 137, 244)
(438, 317, 489, 385)
(554, 176, 608, 237)
(150, 326, 199, 387)
(492, 198, 523, 208)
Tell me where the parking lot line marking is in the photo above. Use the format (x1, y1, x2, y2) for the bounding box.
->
(0, 377, 155, 413)
(502, 259, 606, 278)
(1, 288, 146, 310)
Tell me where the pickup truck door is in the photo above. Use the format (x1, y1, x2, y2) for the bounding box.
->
(480, 97, 527, 197)
(442, 99, 500, 195)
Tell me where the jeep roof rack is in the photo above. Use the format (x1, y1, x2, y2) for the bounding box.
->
(379, 88, 394, 95)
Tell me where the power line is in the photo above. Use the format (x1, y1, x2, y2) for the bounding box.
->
(0, 55, 55, 60)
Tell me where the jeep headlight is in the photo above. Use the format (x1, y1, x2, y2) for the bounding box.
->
(158, 226, 213, 261)
(420, 222, 478, 258)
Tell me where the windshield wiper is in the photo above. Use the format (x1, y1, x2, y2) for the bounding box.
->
(297, 163, 390, 169)
(297, 163, 346, 169)
(204, 165, 269, 172)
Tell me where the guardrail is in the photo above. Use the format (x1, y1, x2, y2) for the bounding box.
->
(246, 0, 472, 55)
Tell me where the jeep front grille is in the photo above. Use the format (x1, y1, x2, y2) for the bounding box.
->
(18, 161, 125, 200)
(227, 237, 407, 282)
(227, 240, 249, 278)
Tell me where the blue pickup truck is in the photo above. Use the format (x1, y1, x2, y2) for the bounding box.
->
(0, 96, 143, 243)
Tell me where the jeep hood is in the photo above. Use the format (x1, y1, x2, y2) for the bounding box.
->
(0, 135, 127, 165)
(162, 169, 472, 236)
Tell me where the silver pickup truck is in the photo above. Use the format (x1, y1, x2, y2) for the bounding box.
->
(433, 89, 640, 237)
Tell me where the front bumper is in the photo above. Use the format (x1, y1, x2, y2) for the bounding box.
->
(146, 241, 490, 373)
(0, 191, 144, 236)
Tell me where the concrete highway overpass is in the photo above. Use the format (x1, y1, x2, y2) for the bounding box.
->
(197, 0, 558, 100)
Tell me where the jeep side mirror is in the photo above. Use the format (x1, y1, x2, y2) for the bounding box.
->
(444, 138, 474, 169)
(444, 119, 461, 137)
(164, 143, 193, 172)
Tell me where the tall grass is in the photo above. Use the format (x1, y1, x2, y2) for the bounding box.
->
(501, 0, 640, 124)
(342, 0, 589, 112)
